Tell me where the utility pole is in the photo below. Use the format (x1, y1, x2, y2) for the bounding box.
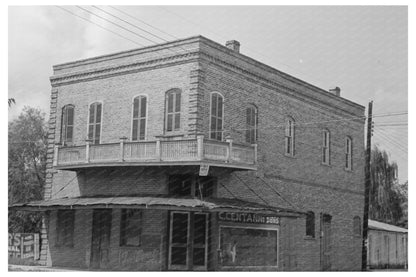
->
(362, 100, 373, 270)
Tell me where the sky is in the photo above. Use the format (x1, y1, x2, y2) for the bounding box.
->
(8, 5, 408, 182)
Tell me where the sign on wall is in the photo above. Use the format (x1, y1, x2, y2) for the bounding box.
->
(218, 212, 280, 225)
(8, 233, 40, 260)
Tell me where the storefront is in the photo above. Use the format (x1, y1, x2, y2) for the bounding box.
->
(12, 196, 303, 271)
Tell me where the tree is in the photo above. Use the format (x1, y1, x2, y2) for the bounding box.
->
(8, 98, 16, 107)
(369, 145, 406, 226)
(8, 107, 48, 233)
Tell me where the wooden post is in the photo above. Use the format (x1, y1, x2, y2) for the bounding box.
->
(85, 139, 92, 163)
(362, 100, 373, 271)
(119, 136, 127, 162)
(156, 138, 161, 161)
(53, 144, 59, 167)
(226, 137, 233, 163)
(197, 135, 204, 160)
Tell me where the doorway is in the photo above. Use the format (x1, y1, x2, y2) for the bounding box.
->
(320, 213, 332, 271)
(168, 211, 209, 270)
(90, 209, 112, 270)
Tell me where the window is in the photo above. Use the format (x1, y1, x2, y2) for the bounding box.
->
(88, 102, 102, 144)
(353, 216, 361, 236)
(132, 96, 147, 141)
(168, 175, 215, 198)
(120, 209, 142, 247)
(61, 105, 75, 146)
(322, 129, 330, 165)
(345, 137, 352, 170)
(210, 92, 224, 141)
(56, 210, 75, 247)
(246, 105, 258, 144)
(165, 89, 181, 132)
(306, 211, 315, 238)
(285, 117, 295, 156)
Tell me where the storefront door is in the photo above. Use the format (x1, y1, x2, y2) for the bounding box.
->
(168, 211, 208, 270)
(90, 209, 112, 270)
(320, 214, 332, 271)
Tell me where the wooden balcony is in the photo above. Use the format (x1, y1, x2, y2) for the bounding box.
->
(53, 136, 257, 171)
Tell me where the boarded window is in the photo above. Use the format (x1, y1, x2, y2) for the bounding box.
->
(132, 96, 147, 141)
(210, 92, 224, 141)
(353, 216, 361, 236)
(306, 211, 315, 237)
(322, 130, 330, 164)
(88, 102, 102, 144)
(165, 89, 181, 132)
(285, 118, 295, 156)
(120, 209, 142, 247)
(219, 227, 278, 267)
(56, 210, 75, 247)
(61, 105, 75, 145)
(246, 105, 258, 144)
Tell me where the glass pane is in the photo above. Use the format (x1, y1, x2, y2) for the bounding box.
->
(133, 98, 139, 118)
(172, 213, 188, 244)
(175, 92, 181, 112)
(169, 175, 192, 196)
(193, 214, 206, 245)
(88, 124, 94, 140)
(174, 113, 180, 130)
(167, 93, 174, 113)
(132, 119, 138, 141)
(171, 247, 187, 265)
(67, 107, 74, 125)
(140, 97, 147, 118)
(217, 96, 223, 118)
(89, 104, 95, 124)
(167, 114, 173, 131)
(193, 248, 205, 266)
(139, 119, 146, 140)
(211, 94, 217, 115)
(66, 126, 73, 142)
(96, 104, 102, 123)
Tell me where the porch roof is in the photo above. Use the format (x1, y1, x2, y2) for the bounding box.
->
(10, 196, 304, 217)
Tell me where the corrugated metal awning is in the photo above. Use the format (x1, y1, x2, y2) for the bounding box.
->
(369, 219, 408, 233)
(10, 196, 304, 217)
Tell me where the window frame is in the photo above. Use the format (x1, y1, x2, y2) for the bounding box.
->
(165, 89, 182, 133)
(345, 136, 353, 171)
(87, 101, 103, 145)
(245, 105, 258, 144)
(56, 209, 75, 247)
(285, 117, 295, 156)
(322, 129, 331, 165)
(120, 209, 142, 247)
(131, 94, 148, 141)
(61, 104, 75, 146)
(209, 92, 224, 141)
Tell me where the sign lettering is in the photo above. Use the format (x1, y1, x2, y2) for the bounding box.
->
(218, 212, 279, 225)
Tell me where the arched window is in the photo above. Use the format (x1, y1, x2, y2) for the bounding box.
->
(322, 129, 330, 165)
(345, 136, 353, 170)
(306, 211, 315, 238)
(132, 95, 147, 141)
(285, 117, 295, 156)
(246, 105, 258, 144)
(88, 102, 102, 145)
(353, 216, 361, 236)
(209, 92, 224, 141)
(61, 105, 74, 146)
(165, 89, 181, 132)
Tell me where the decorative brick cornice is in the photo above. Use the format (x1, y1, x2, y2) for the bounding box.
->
(50, 51, 200, 87)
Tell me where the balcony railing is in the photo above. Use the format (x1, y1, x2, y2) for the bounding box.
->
(53, 135, 257, 170)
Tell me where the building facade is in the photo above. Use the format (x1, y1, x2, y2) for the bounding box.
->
(14, 36, 366, 271)
(367, 220, 408, 269)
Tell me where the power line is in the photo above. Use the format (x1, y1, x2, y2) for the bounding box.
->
(55, 6, 144, 47)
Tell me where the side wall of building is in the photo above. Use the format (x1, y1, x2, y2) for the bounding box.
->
(368, 230, 408, 268)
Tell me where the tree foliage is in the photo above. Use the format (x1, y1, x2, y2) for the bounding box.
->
(8, 107, 48, 233)
(369, 145, 407, 226)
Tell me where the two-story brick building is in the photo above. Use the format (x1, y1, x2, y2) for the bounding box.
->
(13, 35, 366, 271)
